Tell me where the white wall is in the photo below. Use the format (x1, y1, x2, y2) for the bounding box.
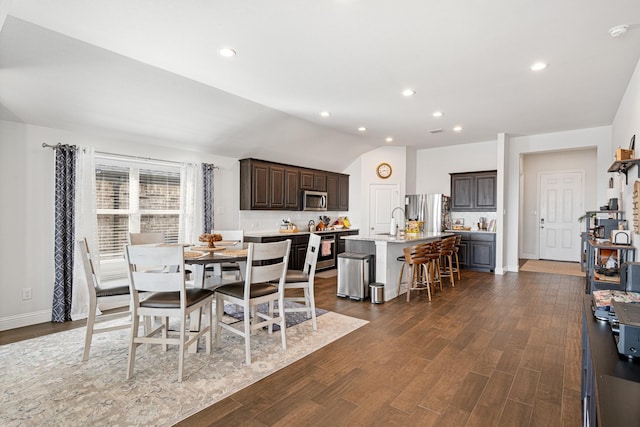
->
(613, 58, 640, 260)
(520, 148, 597, 259)
(0, 120, 239, 330)
(506, 127, 612, 271)
(415, 140, 498, 195)
(352, 146, 407, 236)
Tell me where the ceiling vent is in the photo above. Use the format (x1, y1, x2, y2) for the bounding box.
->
(429, 128, 444, 134)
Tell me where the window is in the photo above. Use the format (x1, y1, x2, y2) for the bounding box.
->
(95, 155, 183, 280)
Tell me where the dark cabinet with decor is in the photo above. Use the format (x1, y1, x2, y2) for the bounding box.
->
(300, 168, 327, 192)
(241, 158, 349, 211)
(450, 170, 497, 212)
(456, 232, 495, 272)
(240, 159, 299, 210)
(327, 173, 350, 211)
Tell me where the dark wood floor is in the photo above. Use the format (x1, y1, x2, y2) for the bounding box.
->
(2, 269, 584, 426)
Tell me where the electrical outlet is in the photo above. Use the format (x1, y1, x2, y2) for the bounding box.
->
(22, 288, 32, 300)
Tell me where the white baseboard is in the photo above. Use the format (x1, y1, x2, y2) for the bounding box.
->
(0, 309, 52, 331)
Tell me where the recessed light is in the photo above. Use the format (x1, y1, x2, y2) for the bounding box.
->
(219, 47, 236, 57)
(358, 127, 367, 132)
(530, 62, 548, 71)
(385, 137, 393, 143)
(453, 126, 462, 132)
(402, 89, 415, 97)
(609, 24, 629, 37)
(432, 111, 444, 118)
(320, 111, 330, 117)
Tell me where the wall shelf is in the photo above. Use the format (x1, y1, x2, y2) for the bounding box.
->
(608, 159, 640, 184)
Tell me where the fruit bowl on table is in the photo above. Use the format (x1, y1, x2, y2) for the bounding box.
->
(333, 224, 344, 229)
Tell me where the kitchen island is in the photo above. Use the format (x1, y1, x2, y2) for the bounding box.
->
(342, 232, 454, 301)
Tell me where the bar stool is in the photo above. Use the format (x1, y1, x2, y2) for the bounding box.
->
(427, 240, 443, 292)
(452, 234, 462, 280)
(403, 243, 433, 302)
(439, 236, 456, 288)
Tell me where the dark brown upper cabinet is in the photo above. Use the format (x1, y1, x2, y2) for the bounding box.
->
(327, 172, 349, 211)
(450, 170, 497, 212)
(240, 159, 348, 211)
(240, 159, 299, 210)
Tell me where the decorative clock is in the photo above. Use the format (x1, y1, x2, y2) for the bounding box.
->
(376, 162, 392, 179)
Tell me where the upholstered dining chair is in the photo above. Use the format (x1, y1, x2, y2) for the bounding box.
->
(78, 238, 131, 362)
(279, 233, 321, 331)
(124, 244, 214, 382)
(214, 240, 291, 364)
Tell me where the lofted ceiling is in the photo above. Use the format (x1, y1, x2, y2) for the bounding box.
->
(1, 1, 640, 171)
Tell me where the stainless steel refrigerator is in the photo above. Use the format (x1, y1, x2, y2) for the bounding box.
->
(405, 194, 451, 232)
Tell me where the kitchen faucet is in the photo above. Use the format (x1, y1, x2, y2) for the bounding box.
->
(391, 206, 405, 236)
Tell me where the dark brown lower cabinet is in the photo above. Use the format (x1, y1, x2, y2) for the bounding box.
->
(456, 232, 495, 272)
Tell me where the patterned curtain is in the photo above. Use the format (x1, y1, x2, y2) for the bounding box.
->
(52, 144, 77, 322)
(202, 163, 215, 234)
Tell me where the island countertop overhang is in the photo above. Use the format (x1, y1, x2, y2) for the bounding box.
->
(341, 231, 453, 243)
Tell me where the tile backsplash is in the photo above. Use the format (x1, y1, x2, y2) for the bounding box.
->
(450, 212, 498, 231)
(239, 210, 348, 232)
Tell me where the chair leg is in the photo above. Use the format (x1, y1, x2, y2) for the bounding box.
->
(454, 252, 461, 280)
(162, 317, 169, 352)
(422, 264, 432, 301)
(244, 303, 252, 364)
(214, 294, 223, 349)
(307, 286, 317, 331)
(279, 294, 287, 351)
(82, 305, 97, 362)
(126, 313, 140, 380)
(397, 262, 406, 296)
(178, 316, 186, 382)
(205, 303, 212, 354)
(448, 255, 455, 287)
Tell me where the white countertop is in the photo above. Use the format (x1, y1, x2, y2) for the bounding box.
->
(245, 229, 358, 238)
(342, 231, 453, 243)
(445, 229, 496, 234)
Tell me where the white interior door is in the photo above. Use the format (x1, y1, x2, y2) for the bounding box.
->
(369, 184, 400, 235)
(539, 171, 584, 261)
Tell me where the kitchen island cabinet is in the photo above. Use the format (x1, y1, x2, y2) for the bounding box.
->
(342, 232, 453, 301)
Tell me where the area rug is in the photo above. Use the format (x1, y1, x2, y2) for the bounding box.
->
(224, 301, 328, 331)
(0, 308, 367, 426)
(519, 259, 584, 277)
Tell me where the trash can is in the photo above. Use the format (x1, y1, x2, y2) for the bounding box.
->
(337, 252, 373, 300)
(370, 282, 384, 304)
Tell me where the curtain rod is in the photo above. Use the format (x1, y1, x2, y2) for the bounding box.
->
(41, 142, 79, 151)
(95, 150, 213, 168)
(43, 143, 217, 168)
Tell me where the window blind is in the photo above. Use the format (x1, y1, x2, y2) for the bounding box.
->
(95, 156, 183, 281)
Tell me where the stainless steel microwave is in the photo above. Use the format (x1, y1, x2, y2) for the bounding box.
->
(302, 190, 327, 211)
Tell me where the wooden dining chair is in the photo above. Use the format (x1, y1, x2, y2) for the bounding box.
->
(279, 233, 321, 331)
(78, 238, 131, 362)
(125, 244, 214, 382)
(128, 231, 165, 245)
(214, 240, 291, 364)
